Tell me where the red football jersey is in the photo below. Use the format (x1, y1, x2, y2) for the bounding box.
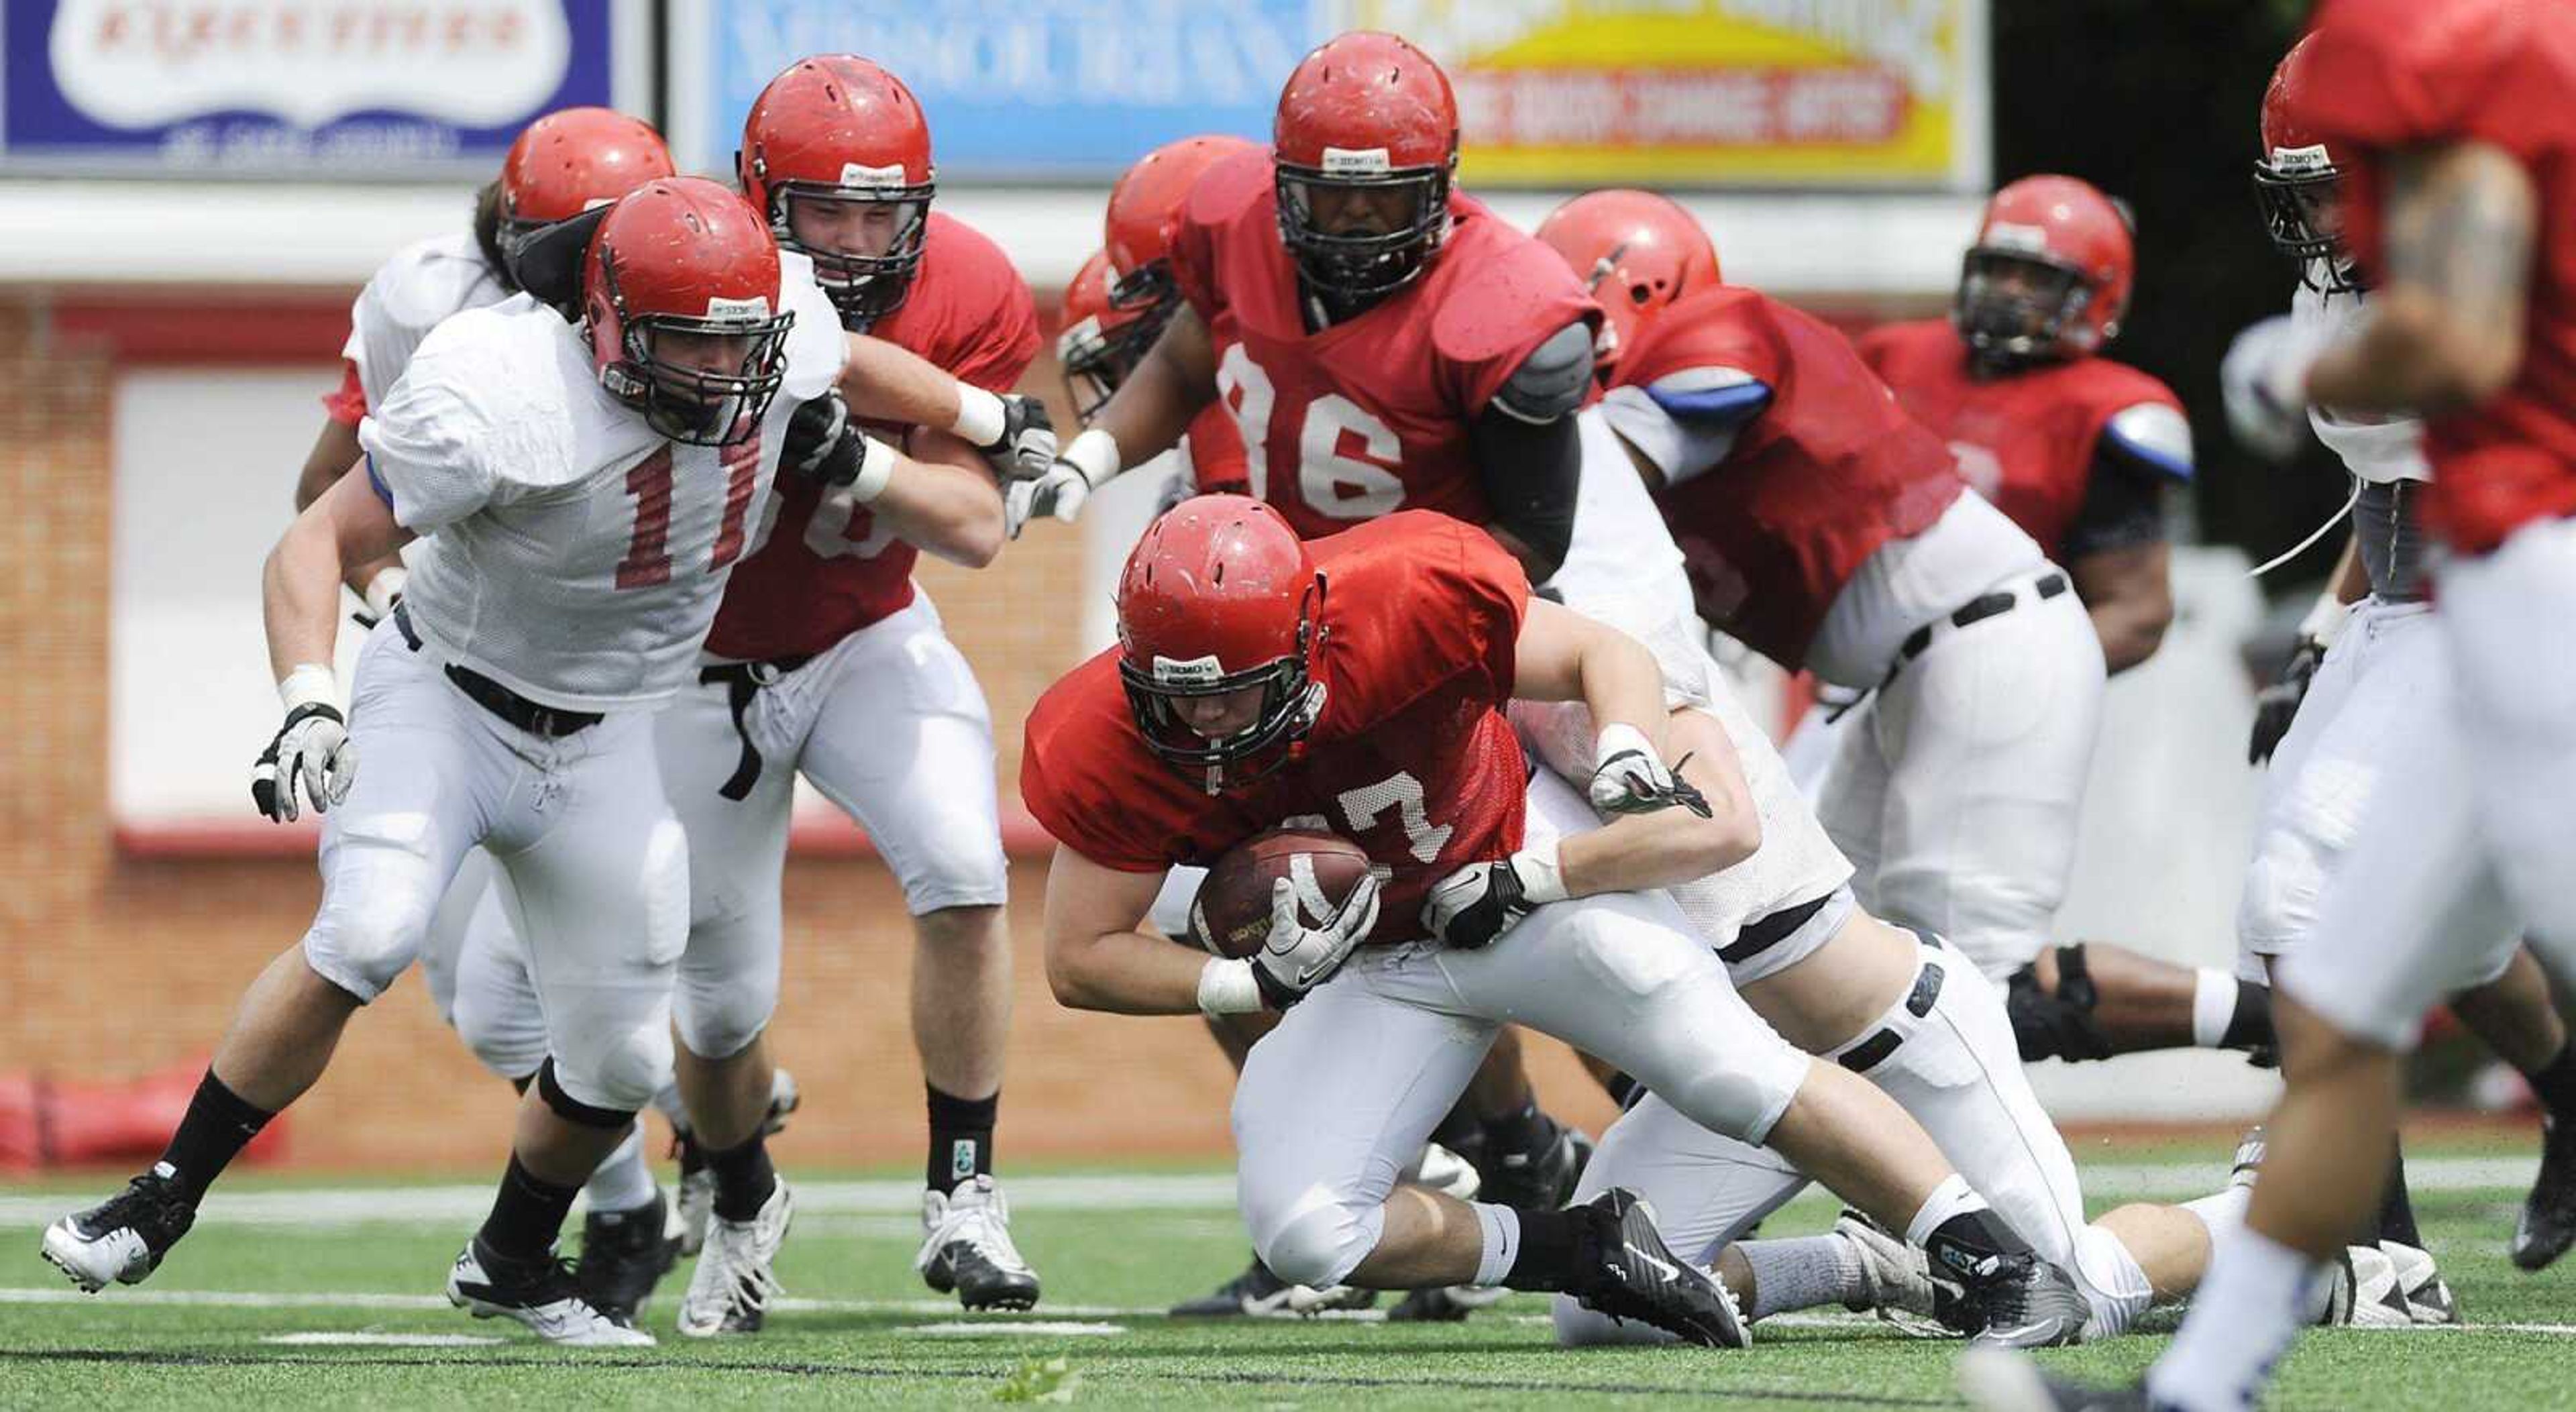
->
(1623, 289, 1963, 670)
(1859, 319, 2186, 560)
(707, 213, 1039, 660)
(1185, 401, 1251, 495)
(1169, 150, 1598, 539)
(1021, 513, 1532, 946)
(323, 360, 368, 427)
(2300, 0, 2576, 552)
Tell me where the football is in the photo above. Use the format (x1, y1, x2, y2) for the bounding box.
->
(1185, 828, 1375, 960)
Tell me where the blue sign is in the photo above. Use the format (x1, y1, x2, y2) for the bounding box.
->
(3, 1, 633, 175)
(674, 0, 1327, 182)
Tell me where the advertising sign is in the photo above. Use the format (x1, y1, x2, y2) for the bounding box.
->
(1, 1, 645, 175)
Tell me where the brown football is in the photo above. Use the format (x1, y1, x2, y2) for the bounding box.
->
(1186, 828, 1375, 960)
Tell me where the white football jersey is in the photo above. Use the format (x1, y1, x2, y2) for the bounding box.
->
(2294, 284, 2429, 484)
(345, 230, 511, 412)
(360, 254, 847, 712)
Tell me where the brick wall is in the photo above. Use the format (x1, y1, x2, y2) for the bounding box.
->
(0, 295, 1616, 1175)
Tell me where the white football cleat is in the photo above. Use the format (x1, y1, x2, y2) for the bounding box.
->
(918, 1175, 1042, 1311)
(2379, 1240, 2461, 1325)
(678, 1179, 792, 1337)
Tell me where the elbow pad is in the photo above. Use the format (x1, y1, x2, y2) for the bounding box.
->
(1470, 403, 1580, 578)
(1489, 321, 1597, 425)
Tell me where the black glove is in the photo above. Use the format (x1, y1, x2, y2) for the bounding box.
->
(2247, 636, 2326, 765)
(977, 394, 1057, 482)
(783, 391, 864, 486)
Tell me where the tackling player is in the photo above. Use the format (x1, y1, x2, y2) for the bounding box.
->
(1965, 1, 2576, 1406)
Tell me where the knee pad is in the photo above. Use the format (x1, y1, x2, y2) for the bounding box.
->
(551, 1012, 676, 1116)
(1248, 1192, 1382, 1291)
(301, 853, 442, 1002)
(2006, 946, 2115, 1063)
(452, 984, 549, 1083)
(675, 945, 778, 1062)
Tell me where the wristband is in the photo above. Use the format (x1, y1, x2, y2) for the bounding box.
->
(1594, 722, 1658, 773)
(1196, 957, 1264, 1017)
(362, 565, 408, 620)
(2298, 591, 2351, 649)
(1513, 843, 1569, 906)
(278, 663, 338, 713)
(1063, 427, 1122, 490)
(950, 384, 1007, 448)
(847, 435, 898, 503)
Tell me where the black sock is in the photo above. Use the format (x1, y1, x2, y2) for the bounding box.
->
(156, 1070, 276, 1206)
(2376, 1146, 2424, 1248)
(2222, 981, 2276, 1052)
(1480, 1099, 1552, 1158)
(926, 1084, 998, 1193)
(476, 1153, 581, 1264)
(709, 1132, 777, 1221)
(1499, 1205, 1589, 1292)
(1924, 1208, 2035, 1287)
(2526, 1041, 2576, 1120)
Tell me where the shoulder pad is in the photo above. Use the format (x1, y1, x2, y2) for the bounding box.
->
(1491, 321, 1596, 423)
(1644, 366, 1774, 426)
(2102, 401, 2194, 481)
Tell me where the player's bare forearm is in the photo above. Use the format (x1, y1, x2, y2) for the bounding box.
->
(1511, 600, 1670, 758)
(2071, 541, 2173, 674)
(841, 333, 975, 431)
(878, 429, 1006, 567)
(294, 425, 402, 597)
(1041, 847, 1203, 1015)
(2307, 142, 2536, 414)
(264, 470, 409, 682)
(1091, 303, 1218, 474)
(1556, 710, 1759, 895)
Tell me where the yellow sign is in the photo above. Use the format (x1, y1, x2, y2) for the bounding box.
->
(1350, 0, 1986, 189)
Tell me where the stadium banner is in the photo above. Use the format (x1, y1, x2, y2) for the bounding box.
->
(667, 0, 1986, 190)
(0, 1, 649, 176)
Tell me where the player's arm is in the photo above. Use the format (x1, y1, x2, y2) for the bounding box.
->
(1469, 321, 1592, 582)
(2063, 407, 2189, 673)
(839, 333, 1053, 484)
(1040, 845, 1218, 1016)
(265, 463, 413, 682)
(1559, 709, 1759, 896)
(294, 421, 408, 607)
(781, 394, 1004, 567)
(1010, 305, 1220, 533)
(1598, 370, 1774, 494)
(2306, 142, 2538, 413)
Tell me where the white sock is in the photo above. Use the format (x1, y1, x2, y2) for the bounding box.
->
(649, 1080, 688, 1128)
(1902, 1173, 1986, 1248)
(1470, 1202, 1521, 1287)
(1740, 1234, 1868, 1319)
(2147, 1224, 2316, 1412)
(2182, 1185, 2252, 1237)
(2192, 969, 2240, 1048)
(582, 1124, 657, 1215)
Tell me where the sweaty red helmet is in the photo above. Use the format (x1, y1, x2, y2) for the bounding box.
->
(1104, 133, 1264, 313)
(1059, 249, 1152, 423)
(1116, 495, 1328, 792)
(1533, 189, 1721, 373)
(1272, 31, 1459, 303)
(1954, 174, 2135, 365)
(494, 107, 676, 289)
(2252, 35, 2356, 294)
(584, 178, 794, 447)
(738, 54, 936, 329)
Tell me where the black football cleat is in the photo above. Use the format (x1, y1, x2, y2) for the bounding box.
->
(41, 1164, 196, 1293)
(577, 1189, 679, 1324)
(1475, 1117, 1594, 1210)
(917, 1176, 1040, 1311)
(1957, 1348, 2171, 1411)
(448, 1238, 653, 1347)
(1568, 1187, 1750, 1348)
(2514, 1111, 2576, 1271)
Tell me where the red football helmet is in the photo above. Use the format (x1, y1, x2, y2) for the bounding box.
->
(583, 178, 794, 447)
(1105, 134, 1265, 309)
(1954, 174, 2135, 365)
(738, 54, 936, 328)
(1533, 189, 1722, 373)
(494, 107, 676, 290)
(1116, 495, 1328, 792)
(1272, 31, 1459, 302)
(1059, 249, 1153, 423)
(2253, 35, 2357, 293)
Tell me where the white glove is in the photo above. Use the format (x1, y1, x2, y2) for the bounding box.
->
(1587, 722, 1701, 816)
(973, 393, 1057, 483)
(1004, 460, 1092, 537)
(1252, 871, 1381, 1008)
(1423, 845, 1567, 950)
(252, 666, 355, 822)
(2220, 313, 2330, 461)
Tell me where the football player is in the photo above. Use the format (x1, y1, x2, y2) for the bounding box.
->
(1009, 30, 1599, 596)
(637, 54, 1046, 1330)
(1965, 1, 2576, 1407)
(1851, 179, 2281, 1072)
(1026, 494, 2096, 1349)
(1534, 191, 2105, 1000)
(42, 178, 853, 1344)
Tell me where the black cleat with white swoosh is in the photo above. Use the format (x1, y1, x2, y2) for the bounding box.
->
(1567, 1187, 1750, 1348)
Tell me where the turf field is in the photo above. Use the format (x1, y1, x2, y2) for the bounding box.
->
(4, 1132, 2572, 1409)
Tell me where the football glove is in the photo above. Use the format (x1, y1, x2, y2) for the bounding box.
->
(2220, 313, 2327, 461)
(1424, 846, 1567, 951)
(252, 703, 355, 822)
(1252, 872, 1380, 1009)
(1004, 459, 1093, 538)
(975, 394, 1057, 482)
(1587, 723, 1710, 817)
